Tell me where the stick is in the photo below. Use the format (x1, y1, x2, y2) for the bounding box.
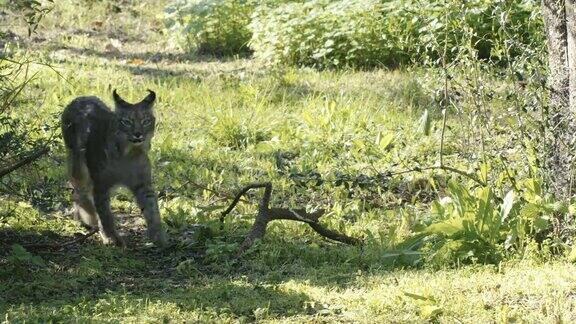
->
(221, 182, 362, 256)
(387, 165, 486, 187)
(0, 146, 50, 178)
(22, 228, 99, 250)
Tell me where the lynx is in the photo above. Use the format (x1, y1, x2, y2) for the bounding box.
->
(61, 89, 167, 247)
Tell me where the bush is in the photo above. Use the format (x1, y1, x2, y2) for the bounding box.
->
(249, 0, 543, 68)
(164, 0, 255, 56)
(250, 0, 388, 69)
(387, 175, 561, 267)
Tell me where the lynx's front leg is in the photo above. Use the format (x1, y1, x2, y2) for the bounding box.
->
(132, 184, 167, 247)
(93, 191, 125, 247)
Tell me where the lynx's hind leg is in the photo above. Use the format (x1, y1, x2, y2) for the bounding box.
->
(67, 149, 99, 228)
(72, 186, 99, 228)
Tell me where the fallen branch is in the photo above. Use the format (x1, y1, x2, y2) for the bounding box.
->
(22, 227, 99, 250)
(0, 146, 50, 178)
(221, 182, 362, 256)
(388, 165, 486, 187)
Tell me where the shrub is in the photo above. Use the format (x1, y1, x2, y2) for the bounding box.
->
(249, 0, 543, 68)
(250, 0, 389, 69)
(389, 176, 560, 267)
(164, 0, 255, 56)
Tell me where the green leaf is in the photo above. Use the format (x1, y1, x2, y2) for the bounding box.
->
(420, 305, 443, 319)
(417, 109, 431, 136)
(568, 246, 576, 262)
(376, 132, 394, 151)
(403, 292, 436, 302)
(431, 200, 445, 218)
(533, 216, 550, 233)
(448, 182, 469, 217)
(500, 190, 515, 222)
(520, 203, 540, 219)
(478, 162, 489, 184)
(254, 141, 275, 154)
(477, 187, 497, 240)
(424, 218, 464, 236)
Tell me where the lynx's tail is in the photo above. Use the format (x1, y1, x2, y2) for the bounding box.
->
(61, 101, 91, 184)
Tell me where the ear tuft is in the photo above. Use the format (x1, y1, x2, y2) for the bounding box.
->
(112, 89, 130, 108)
(142, 89, 156, 105)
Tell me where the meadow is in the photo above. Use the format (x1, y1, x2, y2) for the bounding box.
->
(2, 0, 576, 322)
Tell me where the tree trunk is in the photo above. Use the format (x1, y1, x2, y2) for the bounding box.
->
(567, 0, 576, 111)
(541, 0, 575, 201)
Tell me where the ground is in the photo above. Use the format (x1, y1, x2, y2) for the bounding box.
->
(1, 0, 576, 322)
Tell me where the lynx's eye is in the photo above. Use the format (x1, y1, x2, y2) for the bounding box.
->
(142, 118, 153, 126)
(120, 118, 132, 127)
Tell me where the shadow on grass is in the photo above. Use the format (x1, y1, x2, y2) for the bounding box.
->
(52, 45, 247, 65)
(0, 225, 317, 321)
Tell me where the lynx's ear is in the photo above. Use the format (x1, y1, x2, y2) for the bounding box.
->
(140, 89, 156, 108)
(113, 89, 130, 109)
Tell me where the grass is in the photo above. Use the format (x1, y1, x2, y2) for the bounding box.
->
(1, 0, 575, 322)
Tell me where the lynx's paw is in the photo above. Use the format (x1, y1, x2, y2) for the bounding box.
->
(148, 228, 168, 247)
(101, 232, 126, 248)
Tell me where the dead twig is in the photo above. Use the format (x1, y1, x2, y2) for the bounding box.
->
(387, 165, 486, 187)
(22, 228, 99, 250)
(221, 182, 362, 256)
(0, 146, 50, 178)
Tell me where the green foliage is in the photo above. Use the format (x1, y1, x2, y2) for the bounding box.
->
(0, 245, 45, 279)
(2, 0, 54, 35)
(0, 6, 59, 208)
(249, 0, 543, 68)
(164, 0, 255, 56)
(250, 0, 388, 68)
(400, 175, 562, 267)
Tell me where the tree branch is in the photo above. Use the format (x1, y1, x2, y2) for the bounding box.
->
(0, 146, 50, 178)
(221, 182, 362, 256)
(22, 227, 99, 250)
(388, 165, 486, 187)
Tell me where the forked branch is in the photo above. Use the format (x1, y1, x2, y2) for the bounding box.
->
(220, 182, 362, 256)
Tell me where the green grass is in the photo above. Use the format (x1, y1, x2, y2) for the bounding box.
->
(1, 0, 574, 322)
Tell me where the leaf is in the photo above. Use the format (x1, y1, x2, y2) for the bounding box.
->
(420, 305, 443, 319)
(500, 190, 515, 222)
(430, 200, 445, 219)
(160, 134, 174, 151)
(478, 162, 489, 184)
(376, 132, 394, 151)
(404, 292, 436, 302)
(404, 292, 442, 319)
(254, 141, 274, 154)
(568, 246, 576, 262)
(381, 250, 423, 258)
(301, 111, 315, 125)
(447, 182, 469, 217)
(417, 109, 431, 136)
(424, 218, 464, 236)
(533, 216, 550, 233)
(477, 187, 493, 219)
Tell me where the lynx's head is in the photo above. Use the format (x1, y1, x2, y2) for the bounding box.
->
(112, 89, 156, 149)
